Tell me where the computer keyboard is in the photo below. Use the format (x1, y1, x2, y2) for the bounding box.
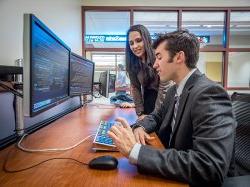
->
(93, 121, 117, 151)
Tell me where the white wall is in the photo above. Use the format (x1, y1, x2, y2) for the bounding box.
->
(82, 0, 250, 7)
(0, 0, 82, 66)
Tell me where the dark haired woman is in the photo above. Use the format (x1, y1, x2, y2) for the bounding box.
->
(126, 24, 173, 119)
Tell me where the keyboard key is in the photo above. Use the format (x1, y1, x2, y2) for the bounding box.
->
(94, 121, 116, 147)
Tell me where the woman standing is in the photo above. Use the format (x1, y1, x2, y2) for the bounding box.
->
(125, 24, 172, 119)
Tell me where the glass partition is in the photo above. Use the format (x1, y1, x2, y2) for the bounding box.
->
(182, 12, 225, 48)
(85, 11, 130, 48)
(228, 52, 250, 88)
(134, 11, 178, 35)
(230, 11, 250, 48)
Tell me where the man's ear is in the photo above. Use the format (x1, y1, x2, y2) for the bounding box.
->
(176, 51, 185, 64)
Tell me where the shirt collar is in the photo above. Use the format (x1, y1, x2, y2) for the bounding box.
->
(176, 68, 197, 96)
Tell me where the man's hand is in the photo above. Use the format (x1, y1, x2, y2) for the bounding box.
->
(108, 117, 137, 157)
(133, 127, 155, 145)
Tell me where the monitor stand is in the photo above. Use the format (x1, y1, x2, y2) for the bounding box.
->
(15, 93, 24, 136)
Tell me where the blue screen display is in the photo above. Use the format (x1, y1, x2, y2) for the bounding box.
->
(31, 19, 69, 114)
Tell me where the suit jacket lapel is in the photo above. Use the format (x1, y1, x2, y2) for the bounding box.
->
(158, 86, 176, 146)
(170, 70, 203, 146)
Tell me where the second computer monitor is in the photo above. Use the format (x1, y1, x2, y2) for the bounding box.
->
(109, 74, 116, 93)
(99, 71, 116, 98)
(70, 53, 95, 96)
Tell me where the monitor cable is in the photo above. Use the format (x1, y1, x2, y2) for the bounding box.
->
(17, 133, 95, 152)
(3, 133, 96, 173)
(0, 80, 23, 98)
(3, 146, 88, 173)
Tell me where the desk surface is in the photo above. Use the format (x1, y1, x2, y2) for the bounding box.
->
(0, 105, 188, 187)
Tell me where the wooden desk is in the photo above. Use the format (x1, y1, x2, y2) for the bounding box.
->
(0, 105, 188, 187)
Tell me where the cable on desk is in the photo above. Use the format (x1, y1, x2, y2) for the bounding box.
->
(3, 133, 96, 173)
(17, 133, 95, 152)
(0, 80, 23, 98)
(3, 147, 88, 173)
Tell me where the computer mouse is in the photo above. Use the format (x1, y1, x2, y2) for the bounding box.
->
(89, 155, 118, 170)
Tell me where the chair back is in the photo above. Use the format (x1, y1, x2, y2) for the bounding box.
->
(231, 92, 250, 175)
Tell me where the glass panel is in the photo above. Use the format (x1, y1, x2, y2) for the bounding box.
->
(230, 12, 250, 48)
(182, 12, 225, 48)
(228, 52, 250, 88)
(117, 54, 126, 67)
(91, 52, 129, 85)
(197, 52, 223, 84)
(92, 54, 116, 71)
(85, 11, 130, 48)
(134, 11, 178, 35)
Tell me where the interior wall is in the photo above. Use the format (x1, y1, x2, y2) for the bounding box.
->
(0, 0, 82, 66)
(228, 53, 250, 87)
(195, 52, 221, 73)
(82, 0, 250, 7)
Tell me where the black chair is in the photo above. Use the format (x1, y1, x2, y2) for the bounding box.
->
(222, 175, 250, 187)
(222, 92, 250, 187)
(231, 92, 250, 175)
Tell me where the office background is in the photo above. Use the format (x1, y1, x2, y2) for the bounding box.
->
(0, 0, 249, 146)
(0, 0, 250, 93)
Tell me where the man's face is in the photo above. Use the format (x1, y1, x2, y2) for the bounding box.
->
(153, 41, 176, 82)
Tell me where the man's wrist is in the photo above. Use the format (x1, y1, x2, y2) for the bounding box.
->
(132, 124, 146, 132)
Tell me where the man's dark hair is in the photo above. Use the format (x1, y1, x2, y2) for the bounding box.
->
(152, 30, 200, 69)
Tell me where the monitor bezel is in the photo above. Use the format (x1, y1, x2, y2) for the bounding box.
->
(69, 52, 95, 96)
(24, 14, 71, 117)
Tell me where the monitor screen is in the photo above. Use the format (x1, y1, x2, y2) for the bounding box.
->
(23, 14, 70, 117)
(70, 53, 94, 96)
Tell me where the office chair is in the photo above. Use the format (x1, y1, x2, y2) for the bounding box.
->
(231, 92, 250, 175)
(222, 92, 250, 187)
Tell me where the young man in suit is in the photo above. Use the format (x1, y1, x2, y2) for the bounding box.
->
(108, 30, 236, 186)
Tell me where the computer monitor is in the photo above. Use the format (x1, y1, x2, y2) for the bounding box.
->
(23, 14, 70, 117)
(99, 71, 116, 98)
(70, 53, 94, 96)
(109, 74, 116, 93)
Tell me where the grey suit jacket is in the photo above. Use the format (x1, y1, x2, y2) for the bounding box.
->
(136, 70, 236, 186)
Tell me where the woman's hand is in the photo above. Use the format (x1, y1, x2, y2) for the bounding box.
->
(120, 102, 135, 108)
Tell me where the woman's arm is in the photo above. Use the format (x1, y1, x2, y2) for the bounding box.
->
(154, 80, 174, 112)
(131, 84, 144, 115)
